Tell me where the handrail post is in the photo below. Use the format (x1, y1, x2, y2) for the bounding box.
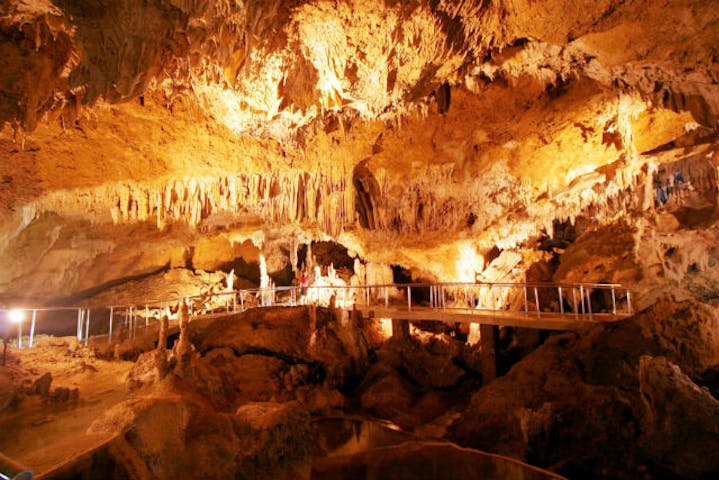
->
(241, 291, 245, 311)
(523, 286, 528, 313)
(534, 287, 540, 317)
(385, 286, 389, 308)
(558, 287, 564, 314)
(572, 288, 578, 319)
(108, 306, 114, 343)
(627, 290, 632, 315)
(145, 305, 149, 327)
(407, 285, 412, 312)
(84, 309, 90, 346)
(29, 310, 37, 348)
(587, 287, 593, 320)
(0, 451, 33, 480)
(611, 288, 617, 315)
(77, 308, 83, 341)
(579, 285, 585, 318)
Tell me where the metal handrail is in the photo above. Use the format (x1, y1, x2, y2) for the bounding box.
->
(0, 281, 634, 349)
(0, 452, 32, 480)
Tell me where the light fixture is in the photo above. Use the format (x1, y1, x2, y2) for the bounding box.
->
(8, 309, 24, 324)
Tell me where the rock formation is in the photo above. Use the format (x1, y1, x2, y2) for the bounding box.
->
(1, 0, 719, 478)
(0, 0, 716, 305)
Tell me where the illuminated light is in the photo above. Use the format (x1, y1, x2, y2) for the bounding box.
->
(9, 309, 24, 324)
(467, 323, 480, 345)
(379, 318, 393, 338)
(456, 241, 483, 284)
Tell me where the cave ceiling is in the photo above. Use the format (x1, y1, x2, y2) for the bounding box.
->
(0, 0, 718, 303)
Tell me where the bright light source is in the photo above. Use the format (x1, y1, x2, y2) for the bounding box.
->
(8, 309, 24, 324)
(379, 318, 393, 338)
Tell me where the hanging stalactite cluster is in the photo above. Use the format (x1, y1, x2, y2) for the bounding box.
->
(32, 168, 354, 237)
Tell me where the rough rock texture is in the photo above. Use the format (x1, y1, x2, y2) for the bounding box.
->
(0, 369, 16, 412)
(1, 2, 719, 477)
(179, 306, 369, 413)
(234, 401, 312, 478)
(89, 381, 312, 480)
(85, 306, 333, 479)
(0, 0, 717, 305)
(359, 333, 482, 430)
(447, 297, 719, 479)
(638, 356, 719, 478)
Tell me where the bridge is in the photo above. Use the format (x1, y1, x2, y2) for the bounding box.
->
(1, 282, 633, 351)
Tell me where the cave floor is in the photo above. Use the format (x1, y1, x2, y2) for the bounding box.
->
(0, 337, 134, 474)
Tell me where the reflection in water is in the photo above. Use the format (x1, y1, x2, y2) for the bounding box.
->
(311, 418, 566, 480)
(312, 417, 414, 458)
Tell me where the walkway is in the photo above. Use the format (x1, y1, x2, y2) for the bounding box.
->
(1, 282, 633, 349)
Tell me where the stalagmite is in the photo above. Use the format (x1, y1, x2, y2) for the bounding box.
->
(173, 300, 193, 369)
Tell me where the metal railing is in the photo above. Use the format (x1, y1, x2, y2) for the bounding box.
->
(303, 282, 632, 319)
(0, 452, 32, 480)
(0, 282, 633, 349)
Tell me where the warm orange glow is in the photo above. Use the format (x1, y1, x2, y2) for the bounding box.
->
(8, 308, 24, 324)
(456, 241, 483, 283)
(379, 318, 393, 338)
(467, 323, 480, 345)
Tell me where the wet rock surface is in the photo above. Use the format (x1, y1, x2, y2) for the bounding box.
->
(312, 441, 565, 480)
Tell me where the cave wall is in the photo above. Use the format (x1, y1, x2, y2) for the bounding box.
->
(0, 0, 718, 303)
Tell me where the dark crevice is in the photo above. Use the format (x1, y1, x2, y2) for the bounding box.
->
(55, 262, 171, 306)
(437, 81, 451, 114)
(353, 160, 381, 230)
(201, 344, 319, 368)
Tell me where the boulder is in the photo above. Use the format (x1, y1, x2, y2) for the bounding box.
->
(33, 371, 52, 396)
(194, 306, 369, 393)
(234, 401, 312, 479)
(357, 334, 481, 428)
(359, 362, 417, 429)
(125, 349, 170, 390)
(638, 356, 719, 478)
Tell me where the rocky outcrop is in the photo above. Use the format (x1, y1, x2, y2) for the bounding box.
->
(89, 379, 312, 480)
(358, 333, 482, 430)
(133, 306, 367, 414)
(123, 305, 369, 415)
(638, 356, 719, 479)
(104, 305, 496, 475)
(447, 297, 719, 479)
(234, 401, 312, 479)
